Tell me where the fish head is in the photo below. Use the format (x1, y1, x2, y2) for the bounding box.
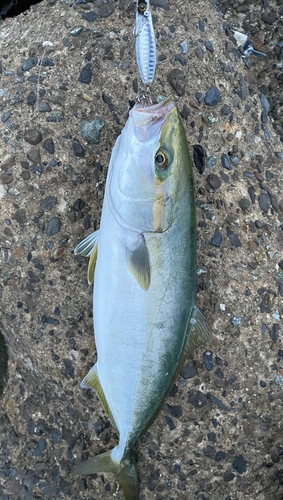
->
(107, 97, 192, 233)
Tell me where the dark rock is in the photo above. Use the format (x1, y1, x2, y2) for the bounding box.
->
(73, 199, 85, 212)
(226, 227, 242, 247)
(207, 392, 229, 411)
(220, 171, 229, 183)
(27, 149, 41, 164)
(14, 209, 27, 224)
(215, 367, 224, 379)
(38, 102, 51, 112)
(239, 74, 249, 100)
(35, 438, 46, 457)
(204, 86, 221, 106)
(260, 380, 266, 388)
(167, 69, 187, 96)
(193, 145, 206, 174)
(46, 217, 61, 236)
(223, 471, 235, 482)
(73, 141, 85, 157)
(270, 194, 279, 213)
(40, 196, 57, 211)
(151, 0, 170, 10)
(233, 455, 247, 474)
(180, 104, 191, 119)
(208, 174, 221, 190)
(1, 173, 13, 184)
(102, 93, 114, 111)
(188, 390, 207, 408)
(220, 104, 231, 116)
(41, 58, 55, 67)
(165, 416, 176, 430)
(98, 2, 116, 17)
(203, 351, 213, 370)
(239, 198, 250, 211)
(211, 229, 223, 248)
(79, 63, 92, 84)
(46, 111, 64, 122)
(21, 170, 30, 180)
(29, 165, 44, 176)
(181, 364, 197, 379)
(203, 445, 216, 457)
(205, 41, 214, 53)
(83, 11, 98, 22)
(248, 186, 256, 204)
(80, 117, 105, 144)
(215, 451, 227, 462)
(164, 404, 183, 418)
(22, 57, 38, 71)
(43, 138, 55, 154)
(261, 11, 277, 24)
(195, 92, 204, 103)
(195, 48, 204, 60)
(70, 26, 84, 36)
(258, 192, 270, 212)
(208, 432, 216, 442)
(279, 261, 283, 270)
(1, 111, 11, 123)
(221, 154, 232, 170)
(270, 324, 280, 343)
(24, 128, 43, 145)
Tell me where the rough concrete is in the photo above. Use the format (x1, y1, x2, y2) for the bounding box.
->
(0, 0, 283, 499)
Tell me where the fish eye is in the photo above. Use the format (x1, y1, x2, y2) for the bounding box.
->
(155, 152, 167, 169)
(138, 1, 147, 12)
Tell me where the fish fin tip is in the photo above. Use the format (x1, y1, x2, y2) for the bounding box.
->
(74, 229, 99, 257)
(185, 306, 213, 356)
(73, 450, 139, 500)
(127, 235, 150, 291)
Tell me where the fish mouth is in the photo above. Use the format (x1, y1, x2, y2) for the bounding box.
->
(131, 96, 176, 142)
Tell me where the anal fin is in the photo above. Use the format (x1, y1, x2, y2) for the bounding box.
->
(81, 364, 118, 434)
(74, 230, 99, 285)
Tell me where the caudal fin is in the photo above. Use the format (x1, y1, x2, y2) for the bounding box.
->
(73, 448, 139, 500)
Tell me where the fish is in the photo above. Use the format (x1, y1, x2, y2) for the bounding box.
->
(73, 96, 212, 500)
(134, 0, 156, 86)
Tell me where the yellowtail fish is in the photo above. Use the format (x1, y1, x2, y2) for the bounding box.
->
(73, 96, 211, 499)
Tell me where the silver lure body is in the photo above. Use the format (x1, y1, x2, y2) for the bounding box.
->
(134, 0, 156, 86)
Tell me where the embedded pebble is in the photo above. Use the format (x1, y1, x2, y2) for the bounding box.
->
(208, 174, 221, 190)
(258, 192, 270, 212)
(226, 227, 242, 247)
(211, 229, 223, 247)
(167, 69, 187, 96)
(232, 316, 242, 327)
(193, 145, 206, 174)
(79, 64, 92, 84)
(24, 128, 43, 145)
(43, 138, 55, 154)
(40, 196, 57, 211)
(46, 217, 61, 236)
(80, 117, 105, 144)
(203, 351, 213, 371)
(221, 154, 232, 170)
(204, 86, 221, 106)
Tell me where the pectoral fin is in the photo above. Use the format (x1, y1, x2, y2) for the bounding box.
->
(184, 306, 213, 357)
(81, 364, 118, 433)
(74, 230, 99, 285)
(126, 234, 150, 291)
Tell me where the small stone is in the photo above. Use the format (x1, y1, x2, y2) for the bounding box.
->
(79, 63, 92, 84)
(261, 11, 277, 24)
(1, 173, 13, 184)
(21, 170, 30, 180)
(180, 41, 188, 54)
(270, 194, 279, 213)
(220, 104, 231, 116)
(211, 229, 223, 248)
(167, 69, 187, 96)
(203, 351, 213, 371)
(46, 217, 61, 236)
(83, 11, 99, 22)
(232, 316, 241, 327)
(207, 156, 217, 168)
(270, 324, 280, 343)
(193, 145, 205, 174)
(220, 171, 229, 183)
(221, 154, 232, 170)
(22, 57, 38, 71)
(43, 138, 55, 154)
(73, 199, 85, 212)
(14, 209, 27, 224)
(229, 155, 239, 166)
(260, 380, 266, 388)
(188, 390, 207, 408)
(203, 444, 216, 457)
(1, 111, 11, 123)
(38, 102, 51, 112)
(40, 196, 57, 211)
(73, 141, 85, 157)
(224, 471, 235, 482)
(258, 192, 270, 212)
(239, 74, 249, 100)
(181, 364, 197, 379)
(195, 92, 204, 103)
(80, 117, 105, 144)
(24, 128, 43, 145)
(165, 415, 176, 430)
(195, 48, 204, 60)
(27, 149, 41, 164)
(226, 227, 242, 247)
(208, 174, 221, 190)
(199, 20, 205, 32)
(46, 111, 64, 123)
(207, 392, 229, 411)
(248, 186, 256, 204)
(151, 0, 169, 10)
(41, 58, 54, 67)
(204, 86, 221, 106)
(205, 41, 214, 53)
(180, 104, 191, 119)
(70, 25, 84, 36)
(239, 198, 250, 211)
(164, 404, 183, 418)
(215, 451, 227, 462)
(232, 455, 247, 474)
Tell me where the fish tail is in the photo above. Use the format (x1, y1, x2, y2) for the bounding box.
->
(73, 448, 139, 500)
